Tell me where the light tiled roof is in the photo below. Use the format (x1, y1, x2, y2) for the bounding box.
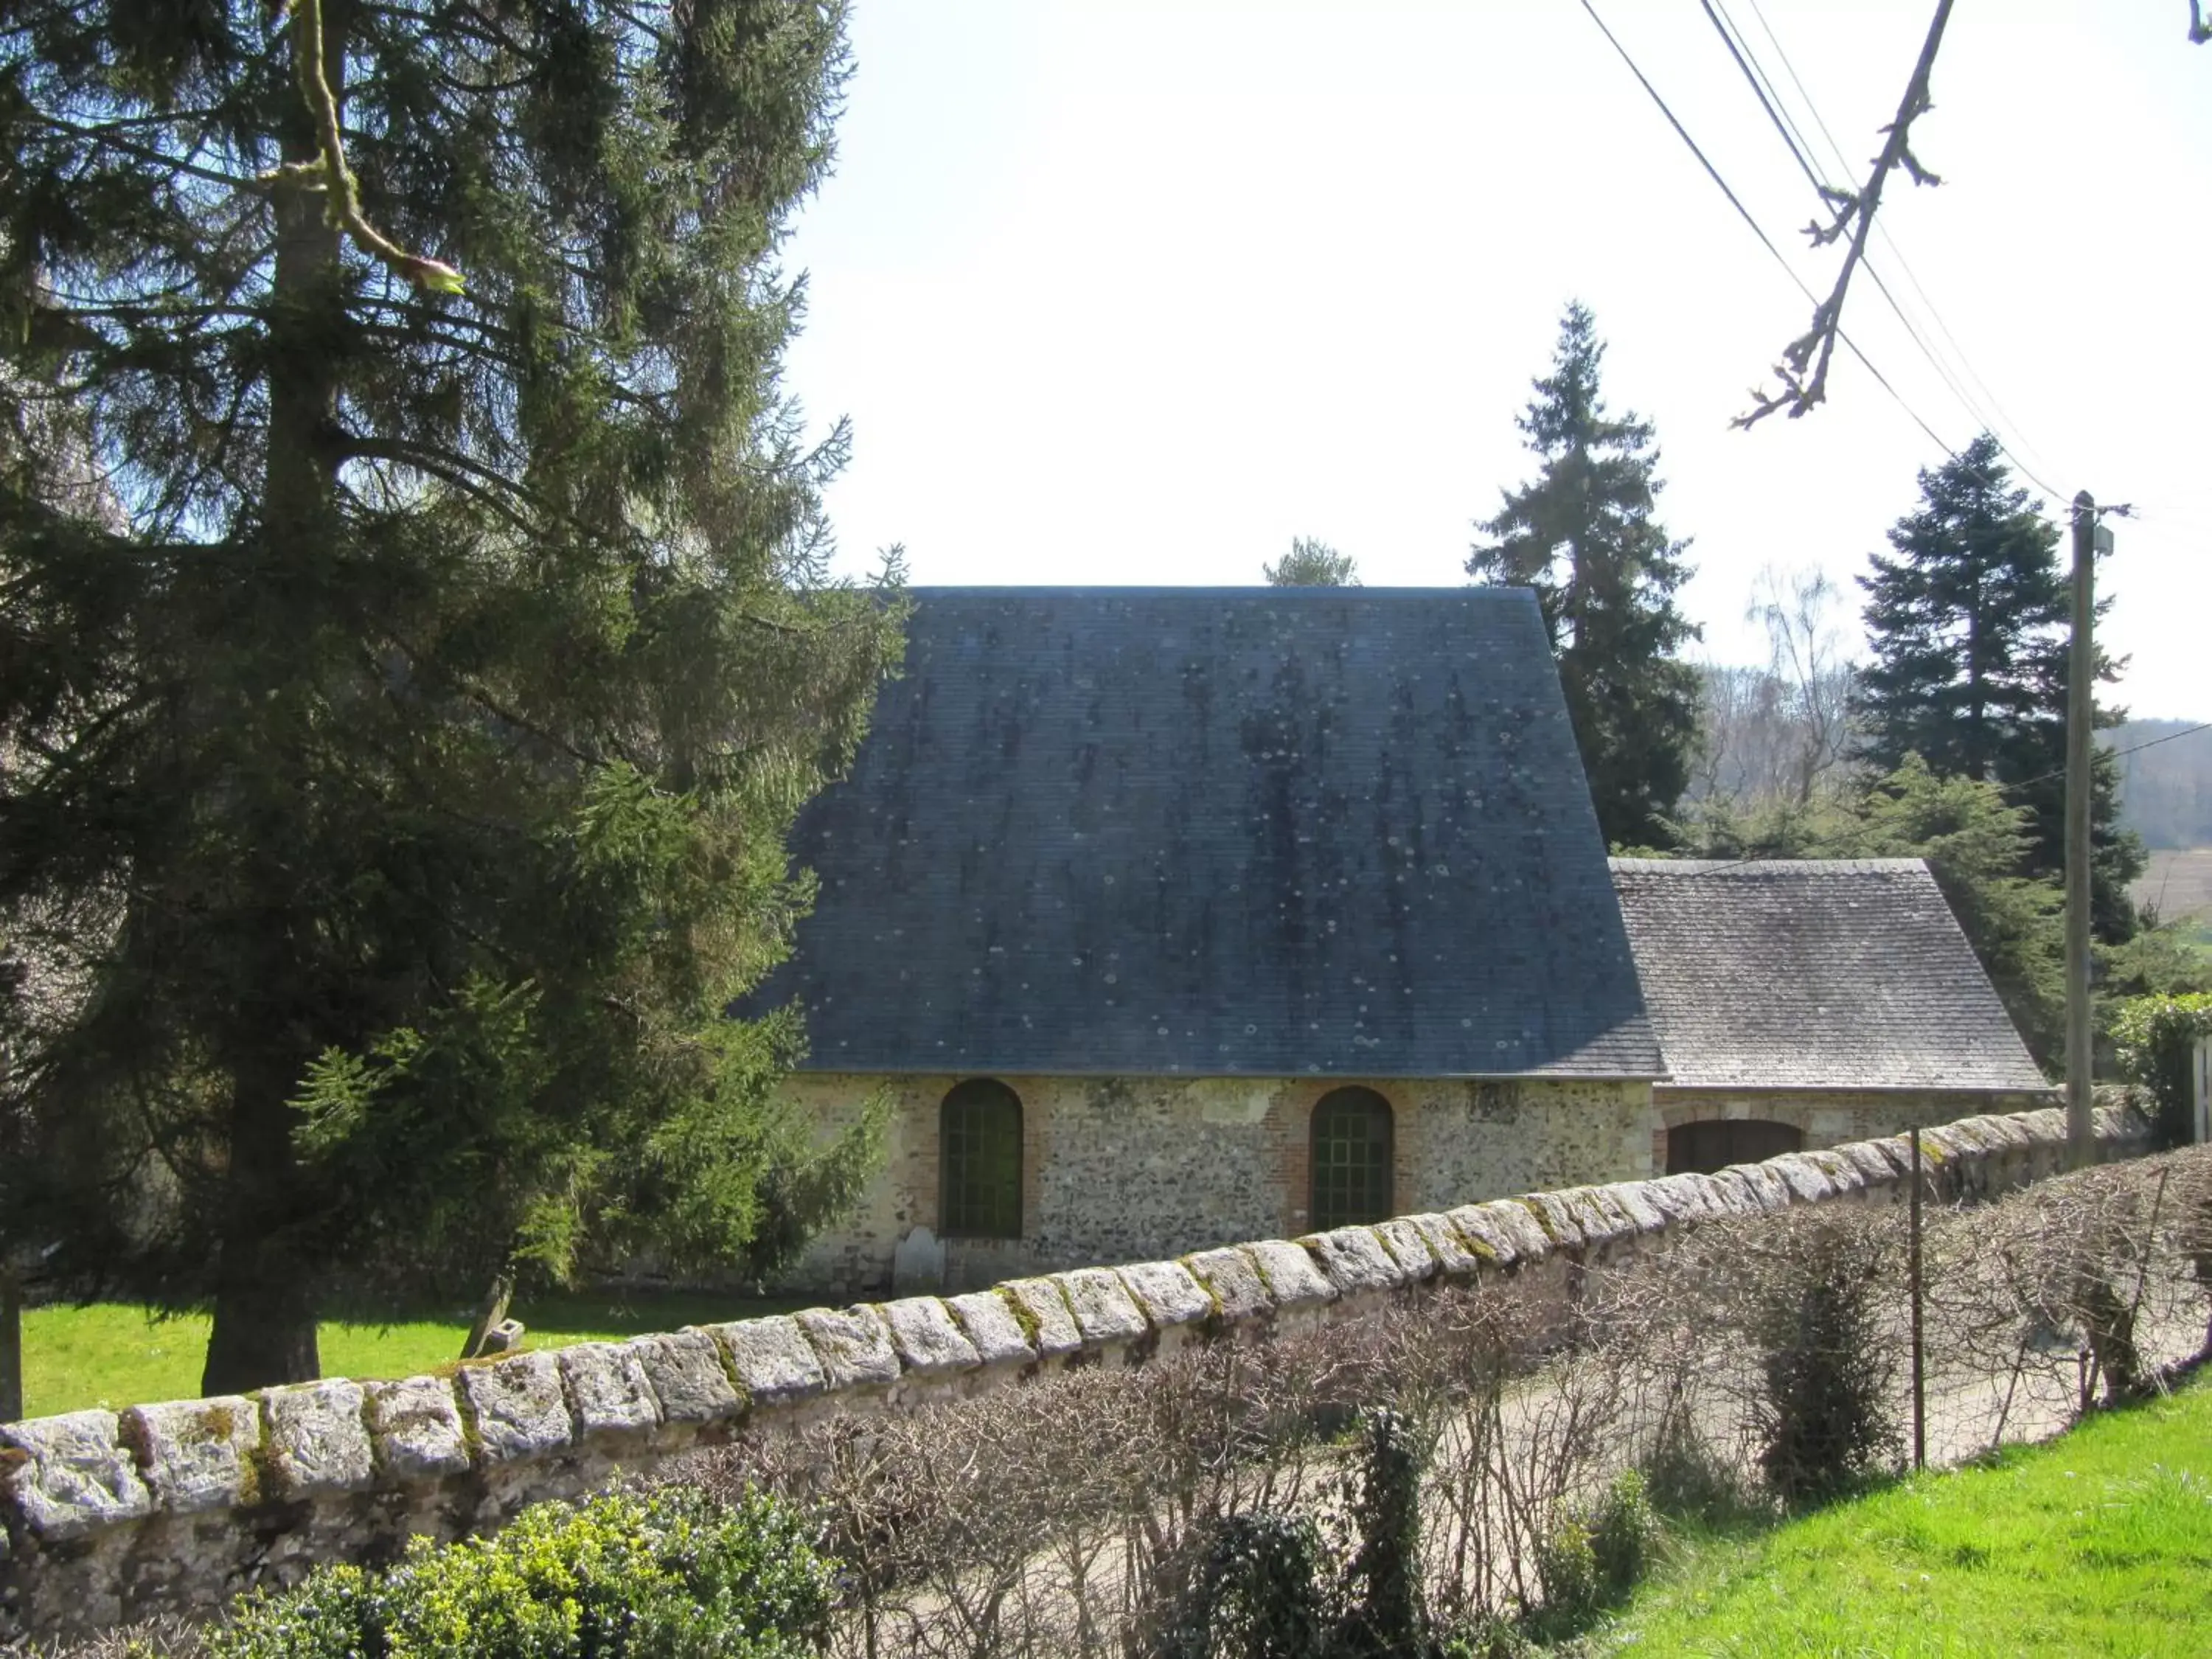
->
(1609, 858, 2051, 1093)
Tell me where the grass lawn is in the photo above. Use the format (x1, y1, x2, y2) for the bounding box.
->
(18, 1287, 806, 1419)
(1587, 1375, 2212, 1657)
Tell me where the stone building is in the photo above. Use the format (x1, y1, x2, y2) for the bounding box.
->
(1608, 858, 2054, 1172)
(752, 587, 1663, 1295)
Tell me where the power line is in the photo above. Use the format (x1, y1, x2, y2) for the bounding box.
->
(1690, 0, 2026, 465)
(1728, 0, 2065, 496)
(1695, 0, 2044, 479)
(1574, 0, 1958, 456)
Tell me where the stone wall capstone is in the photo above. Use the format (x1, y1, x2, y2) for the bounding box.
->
(0, 1101, 2149, 1648)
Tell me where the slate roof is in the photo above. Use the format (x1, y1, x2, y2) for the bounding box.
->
(756, 587, 1660, 1079)
(1607, 858, 2051, 1093)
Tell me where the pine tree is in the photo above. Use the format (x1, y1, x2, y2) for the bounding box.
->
(1469, 302, 1701, 849)
(0, 0, 902, 1393)
(1264, 537, 1357, 586)
(1855, 435, 2143, 942)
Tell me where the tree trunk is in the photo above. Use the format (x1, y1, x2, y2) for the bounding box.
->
(1, 1265, 23, 1422)
(199, 3, 347, 1398)
(201, 1070, 322, 1395)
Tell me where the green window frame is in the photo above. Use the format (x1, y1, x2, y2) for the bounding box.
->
(939, 1078, 1023, 1239)
(1310, 1086, 1394, 1231)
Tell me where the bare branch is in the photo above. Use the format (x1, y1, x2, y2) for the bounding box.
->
(1738, 0, 1955, 428)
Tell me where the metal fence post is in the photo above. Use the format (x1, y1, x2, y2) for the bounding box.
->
(1909, 1126, 1926, 1472)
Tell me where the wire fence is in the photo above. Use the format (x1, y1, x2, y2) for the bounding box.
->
(675, 1146, 2212, 1658)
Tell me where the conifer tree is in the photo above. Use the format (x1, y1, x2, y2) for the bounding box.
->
(1855, 435, 2143, 942)
(1263, 537, 1358, 586)
(1469, 302, 1701, 848)
(0, 0, 902, 1392)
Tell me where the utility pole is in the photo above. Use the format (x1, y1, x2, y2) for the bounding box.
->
(2065, 492, 2107, 1168)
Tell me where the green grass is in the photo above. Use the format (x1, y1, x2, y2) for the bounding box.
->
(19, 1288, 806, 1418)
(1586, 1377, 2212, 1657)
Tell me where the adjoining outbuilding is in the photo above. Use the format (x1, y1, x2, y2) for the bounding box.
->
(1608, 858, 2054, 1173)
(752, 587, 1663, 1296)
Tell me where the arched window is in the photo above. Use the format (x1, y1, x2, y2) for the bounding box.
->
(1310, 1087, 1394, 1231)
(939, 1079, 1023, 1239)
(1665, 1118, 1804, 1176)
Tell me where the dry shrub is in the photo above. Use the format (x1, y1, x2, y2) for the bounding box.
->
(48, 1148, 2209, 1659)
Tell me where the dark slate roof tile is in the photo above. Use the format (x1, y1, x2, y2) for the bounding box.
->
(752, 588, 1659, 1078)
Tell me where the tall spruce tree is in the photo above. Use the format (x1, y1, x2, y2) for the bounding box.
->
(1856, 435, 2143, 942)
(1469, 302, 1701, 848)
(0, 0, 902, 1393)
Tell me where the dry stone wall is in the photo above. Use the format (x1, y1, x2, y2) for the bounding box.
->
(0, 1102, 2148, 1649)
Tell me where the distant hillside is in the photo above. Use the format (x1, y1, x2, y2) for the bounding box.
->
(2104, 718, 2212, 849)
(2134, 849, 2212, 925)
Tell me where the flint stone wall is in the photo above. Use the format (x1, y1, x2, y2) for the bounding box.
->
(770, 1071, 1654, 1298)
(0, 1102, 2148, 1648)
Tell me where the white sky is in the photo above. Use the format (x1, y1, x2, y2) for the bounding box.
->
(780, 1, 2212, 717)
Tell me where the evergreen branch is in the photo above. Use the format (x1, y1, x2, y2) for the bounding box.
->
(334, 435, 539, 532)
(1737, 0, 1954, 428)
(25, 115, 258, 195)
(268, 0, 464, 296)
(375, 622, 604, 771)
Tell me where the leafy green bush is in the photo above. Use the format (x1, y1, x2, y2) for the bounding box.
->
(205, 1486, 829, 1658)
(1529, 1512, 1599, 1638)
(2110, 992, 2212, 1148)
(1338, 1408, 1429, 1658)
(1527, 1470, 1658, 1641)
(1162, 1510, 1332, 1659)
(1586, 1470, 1658, 1597)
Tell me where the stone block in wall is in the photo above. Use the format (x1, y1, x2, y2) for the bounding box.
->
(1116, 1261, 1212, 1349)
(945, 1291, 1037, 1370)
(1183, 1246, 1275, 1323)
(0, 1411, 153, 1541)
(1301, 1228, 1404, 1300)
(1371, 1218, 1442, 1283)
(1834, 1141, 1903, 1198)
(1764, 1153, 1836, 1204)
(1595, 1182, 1666, 1238)
(364, 1377, 471, 1480)
(557, 1343, 661, 1440)
(119, 1397, 260, 1515)
(712, 1315, 827, 1409)
(1515, 1192, 1584, 1252)
(1700, 1168, 1761, 1217)
(2014, 1109, 2068, 1182)
(1001, 1279, 1083, 1361)
(1241, 1239, 1335, 1315)
(1405, 1214, 1486, 1279)
(1804, 1150, 1863, 1199)
(879, 1298, 981, 1381)
(456, 1354, 573, 1467)
(1558, 1189, 1628, 1255)
(627, 1330, 743, 1427)
(261, 1379, 374, 1498)
(1051, 1268, 1149, 1353)
(793, 1308, 900, 1392)
(1447, 1200, 1548, 1269)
